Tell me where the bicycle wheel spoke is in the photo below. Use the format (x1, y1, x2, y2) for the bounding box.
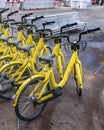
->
(15, 76, 49, 121)
(18, 101, 32, 115)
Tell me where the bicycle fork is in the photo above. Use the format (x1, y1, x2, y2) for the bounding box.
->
(72, 60, 83, 89)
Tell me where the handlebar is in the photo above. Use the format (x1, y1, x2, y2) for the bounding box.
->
(11, 22, 25, 25)
(36, 28, 52, 37)
(60, 22, 77, 33)
(77, 27, 100, 43)
(23, 23, 37, 30)
(21, 13, 33, 21)
(31, 16, 44, 23)
(49, 27, 100, 44)
(7, 10, 18, 19)
(43, 21, 55, 28)
(0, 8, 9, 14)
(11, 22, 37, 31)
(3, 19, 15, 23)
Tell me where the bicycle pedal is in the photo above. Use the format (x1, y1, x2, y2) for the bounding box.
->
(52, 87, 63, 96)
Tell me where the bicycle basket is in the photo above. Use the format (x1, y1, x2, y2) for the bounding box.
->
(61, 37, 71, 53)
(78, 41, 87, 52)
(63, 42, 71, 53)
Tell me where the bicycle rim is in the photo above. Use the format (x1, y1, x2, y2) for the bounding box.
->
(15, 76, 50, 121)
(0, 62, 23, 100)
(0, 62, 23, 78)
(0, 56, 13, 68)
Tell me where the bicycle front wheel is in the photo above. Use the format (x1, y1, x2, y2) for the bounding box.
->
(15, 76, 50, 121)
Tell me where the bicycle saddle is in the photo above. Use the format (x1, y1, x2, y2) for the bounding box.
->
(11, 40, 22, 46)
(18, 44, 34, 52)
(0, 36, 12, 42)
(39, 54, 55, 64)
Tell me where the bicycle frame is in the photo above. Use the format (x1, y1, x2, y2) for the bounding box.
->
(13, 45, 83, 106)
(0, 30, 27, 68)
(0, 24, 2, 32)
(12, 27, 100, 121)
(35, 51, 83, 96)
(0, 37, 50, 85)
(52, 43, 66, 78)
(12, 37, 48, 82)
(0, 28, 11, 54)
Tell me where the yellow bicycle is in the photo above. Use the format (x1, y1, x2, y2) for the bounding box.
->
(0, 28, 52, 100)
(0, 22, 77, 100)
(0, 10, 19, 56)
(0, 13, 35, 67)
(13, 28, 100, 121)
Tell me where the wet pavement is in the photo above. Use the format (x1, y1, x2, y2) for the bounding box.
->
(0, 5, 104, 130)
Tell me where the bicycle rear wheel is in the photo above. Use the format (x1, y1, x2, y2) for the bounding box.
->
(73, 64, 82, 96)
(0, 55, 13, 68)
(0, 62, 23, 100)
(0, 62, 23, 77)
(0, 82, 18, 100)
(15, 76, 50, 121)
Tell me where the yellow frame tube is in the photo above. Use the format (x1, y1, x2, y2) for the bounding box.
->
(75, 63, 83, 89)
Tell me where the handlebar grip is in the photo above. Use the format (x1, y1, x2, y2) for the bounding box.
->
(43, 21, 55, 28)
(7, 10, 18, 18)
(31, 16, 44, 23)
(21, 13, 33, 21)
(68, 22, 77, 27)
(66, 23, 77, 28)
(60, 22, 77, 33)
(87, 28, 100, 33)
(0, 8, 9, 14)
(61, 22, 77, 29)
(81, 28, 100, 35)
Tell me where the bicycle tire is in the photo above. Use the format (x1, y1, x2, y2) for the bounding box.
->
(0, 62, 23, 100)
(0, 92, 11, 100)
(0, 55, 13, 68)
(15, 76, 50, 121)
(74, 64, 82, 96)
(0, 62, 23, 78)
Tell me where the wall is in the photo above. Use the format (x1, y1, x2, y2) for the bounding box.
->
(22, 0, 54, 9)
